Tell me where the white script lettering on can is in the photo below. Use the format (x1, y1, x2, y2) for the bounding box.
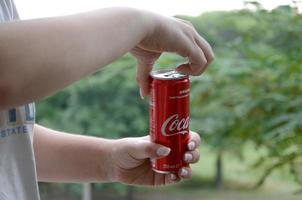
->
(161, 114, 189, 136)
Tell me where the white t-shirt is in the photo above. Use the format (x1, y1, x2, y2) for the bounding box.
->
(0, 1, 40, 199)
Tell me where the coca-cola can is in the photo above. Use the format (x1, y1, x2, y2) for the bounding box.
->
(149, 69, 190, 174)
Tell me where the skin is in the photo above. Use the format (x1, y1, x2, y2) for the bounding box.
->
(34, 125, 201, 185)
(0, 7, 213, 185)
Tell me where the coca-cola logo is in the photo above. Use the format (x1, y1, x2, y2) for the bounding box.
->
(161, 114, 189, 136)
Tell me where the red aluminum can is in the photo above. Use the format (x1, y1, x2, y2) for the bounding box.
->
(149, 69, 190, 174)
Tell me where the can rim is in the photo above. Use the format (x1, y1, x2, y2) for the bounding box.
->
(150, 69, 188, 80)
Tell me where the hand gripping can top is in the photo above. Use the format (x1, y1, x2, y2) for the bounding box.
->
(149, 69, 190, 174)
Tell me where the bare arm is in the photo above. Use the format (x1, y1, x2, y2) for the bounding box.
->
(33, 124, 114, 182)
(0, 8, 150, 109)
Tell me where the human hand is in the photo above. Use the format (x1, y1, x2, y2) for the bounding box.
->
(109, 131, 200, 186)
(130, 12, 214, 98)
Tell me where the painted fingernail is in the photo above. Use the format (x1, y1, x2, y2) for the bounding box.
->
(180, 168, 189, 177)
(157, 147, 171, 156)
(188, 141, 195, 150)
(139, 88, 144, 100)
(170, 174, 177, 181)
(184, 153, 193, 162)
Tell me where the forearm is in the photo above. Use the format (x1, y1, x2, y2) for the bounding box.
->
(0, 7, 151, 109)
(33, 124, 115, 183)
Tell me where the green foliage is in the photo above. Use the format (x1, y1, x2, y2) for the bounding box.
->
(186, 5, 302, 185)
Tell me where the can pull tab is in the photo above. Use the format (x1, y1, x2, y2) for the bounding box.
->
(151, 69, 187, 80)
(164, 70, 178, 78)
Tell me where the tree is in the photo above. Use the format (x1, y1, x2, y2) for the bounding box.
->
(187, 4, 302, 187)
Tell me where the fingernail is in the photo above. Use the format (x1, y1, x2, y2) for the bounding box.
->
(188, 141, 195, 150)
(139, 88, 144, 100)
(184, 153, 193, 162)
(181, 168, 189, 177)
(170, 174, 177, 181)
(156, 147, 171, 156)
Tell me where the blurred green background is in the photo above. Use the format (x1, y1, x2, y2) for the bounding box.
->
(36, 2, 302, 200)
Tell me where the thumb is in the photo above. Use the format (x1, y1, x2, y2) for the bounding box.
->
(132, 48, 161, 99)
(129, 140, 171, 159)
(136, 62, 153, 99)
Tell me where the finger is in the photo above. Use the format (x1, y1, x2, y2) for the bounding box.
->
(184, 149, 200, 164)
(136, 62, 153, 98)
(174, 21, 210, 76)
(154, 172, 181, 185)
(178, 19, 194, 28)
(195, 35, 214, 64)
(187, 131, 201, 150)
(152, 172, 166, 185)
(133, 47, 161, 99)
(165, 173, 181, 185)
(179, 19, 214, 64)
(176, 45, 208, 76)
(129, 140, 171, 159)
(178, 167, 192, 179)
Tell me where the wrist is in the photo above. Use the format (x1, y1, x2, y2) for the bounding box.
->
(101, 7, 156, 43)
(95, 138, 118, 182)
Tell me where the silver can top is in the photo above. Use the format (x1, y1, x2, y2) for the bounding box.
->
(150, 69, 188, 80)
